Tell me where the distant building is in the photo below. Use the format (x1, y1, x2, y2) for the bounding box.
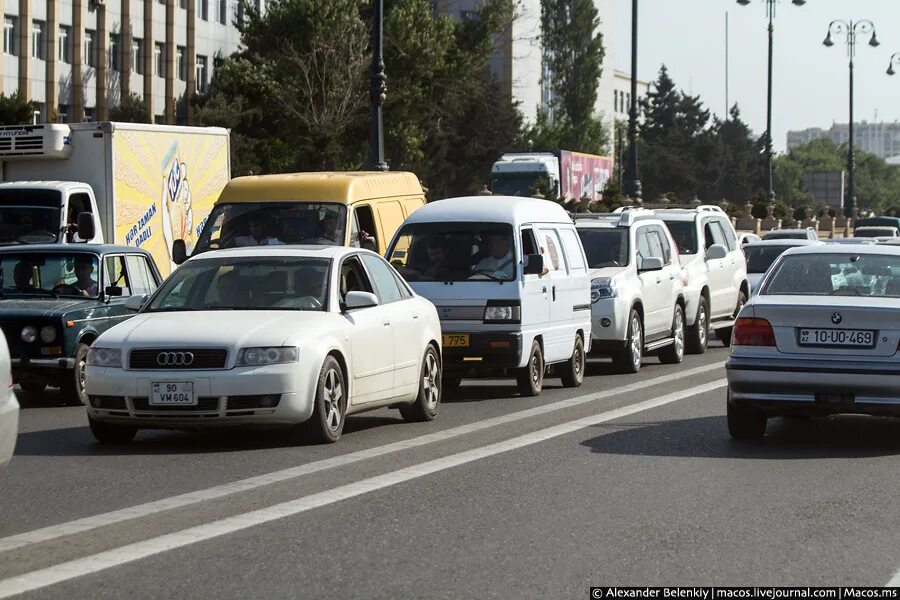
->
(612, 69, 651, 119)
(787, 121, 900, 160)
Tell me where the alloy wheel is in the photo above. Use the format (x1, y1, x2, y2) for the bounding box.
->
(422, 352, 440, 410)
(630, 315, 643, 370)
(323, 368, 343, 431)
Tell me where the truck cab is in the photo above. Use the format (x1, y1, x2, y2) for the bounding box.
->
(491, 153, 561, 198)
(0, 181, 103, 247)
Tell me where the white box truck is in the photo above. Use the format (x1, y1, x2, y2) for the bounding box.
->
(0, 121, 230, 275)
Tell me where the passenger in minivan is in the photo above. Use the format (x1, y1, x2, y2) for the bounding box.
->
(472, 233, 515, 279)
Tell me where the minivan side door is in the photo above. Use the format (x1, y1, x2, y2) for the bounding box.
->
(536, 226, 573, 363)
(556, 225, 592, 348)
(520, 226, 550, 352)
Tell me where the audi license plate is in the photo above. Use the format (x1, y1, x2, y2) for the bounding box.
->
(442, 334, 470, 348)
(150, 382, 196, 406)
(798, 328, 875, 348)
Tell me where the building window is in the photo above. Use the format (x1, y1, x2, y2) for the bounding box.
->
(109, 33, 120, 71)
(132, 38, 143, 74)
(32, 21, 46, 60)
(84, 107, 95, 122)
(460, 10, 480, 22)
(154, 42, 164, 77)
(84, 30, 96, 68)
(213, 56, 223, 73)
(195, 55, 208, 93)
(217, 0, 226, 24)
(198, 0, 208, 20)
(58, 25, 71, 63)
(176, 46, 186, 81)
(57, 104, 70, 123)
(4, 17, 17, 56)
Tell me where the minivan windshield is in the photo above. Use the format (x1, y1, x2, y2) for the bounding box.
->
(0, 190, 64, 245)
(388, 222, 516, 282)
(577, 228, 629, 268)
(194, 203, 348, 253)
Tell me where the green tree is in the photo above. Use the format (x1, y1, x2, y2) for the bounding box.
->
(711, 105, 762, 204)
(0, 92, 35, 125)
(109, 93, 152, 123)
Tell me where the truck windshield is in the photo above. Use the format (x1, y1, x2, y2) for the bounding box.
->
(0, 253, 100, 298)
(490, 173, 546, 197)
(194, 203, 348, 253)
(577, 229, 629, 268)
(0, 190, 64, 245)
(387, 222, 516, 282)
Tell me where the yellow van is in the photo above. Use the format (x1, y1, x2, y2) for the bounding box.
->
(174, 171, 426, 262)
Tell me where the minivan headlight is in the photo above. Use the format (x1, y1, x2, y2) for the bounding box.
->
(237, 347, 299, 367)
(591, 277, 617, 302)
(87, 348, 123, 368)
(483, 305, 521, 323)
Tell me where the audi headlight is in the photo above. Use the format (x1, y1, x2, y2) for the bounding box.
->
(483, 305, 521, 323)
(40, 326, 57, 344)
(86, 348, 123, 368)
(237, 347, 299, 367)
(20, 326, 37, 343)
(591, 277, 617, 302)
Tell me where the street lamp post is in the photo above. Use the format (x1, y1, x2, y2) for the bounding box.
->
(823, 19, 880, 218)
(736, 0, 806, 203)
(368, 0, 389, 171)
(623, 0, 641, 203)
(887, 52, 900, 76)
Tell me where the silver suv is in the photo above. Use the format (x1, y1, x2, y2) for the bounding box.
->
(656, 206, 749, 353)
(575, 209, 687, 373)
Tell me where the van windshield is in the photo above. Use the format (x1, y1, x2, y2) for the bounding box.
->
(388, 222, 516, 282)
(194, 202, 348, 253)
(0, 190, 64, 245)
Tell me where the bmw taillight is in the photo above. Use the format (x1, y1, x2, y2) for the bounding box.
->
(732, 317, 776, 347)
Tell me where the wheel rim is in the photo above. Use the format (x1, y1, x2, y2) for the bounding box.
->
(531, 351, 541, 385)
(574, 344, 583, 378)
(630, 316, 642, 369)
(735, 295, 745, 318)
(77, 357, 87, 397)
(422, 352, 440, 410)
(674, 309, 685, 358)
(698, 305, 707, 346)
(323, 368, 343, 431)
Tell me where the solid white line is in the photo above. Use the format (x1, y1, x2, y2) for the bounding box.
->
(0, 362, 724, 554)
(0, 379, 726, 598)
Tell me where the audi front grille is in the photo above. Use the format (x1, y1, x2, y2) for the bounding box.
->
(128, 349, 229, 370)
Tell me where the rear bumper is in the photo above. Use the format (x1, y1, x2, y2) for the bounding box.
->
(726, 356, 900, 412)
(0, 393, 19, 469)
(442, 332, 523, 372)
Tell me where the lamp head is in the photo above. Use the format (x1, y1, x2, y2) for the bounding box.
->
(888, 64, 896, 76)
(823, 32, 834, 47)
(791, 0, 806, 5)
(869, 32, 881, 48)
(736, 0, 751, 5)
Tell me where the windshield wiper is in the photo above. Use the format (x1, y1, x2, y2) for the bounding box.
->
(471, 270, 507, 282)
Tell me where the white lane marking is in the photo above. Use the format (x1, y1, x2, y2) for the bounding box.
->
(0, 379, 726, 598)
(0, 362, 724, 553)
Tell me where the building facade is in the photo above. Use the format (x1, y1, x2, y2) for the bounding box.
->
(787, 121, 900, 161)
(2, 0, 248, 124)
(612, 68, 650, 120)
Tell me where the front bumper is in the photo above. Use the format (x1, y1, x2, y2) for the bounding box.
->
(441, 331, 523, 372)
(85, 362, 317, 428)
(590, 298, 629, 342)
(726, 356, 900, 414)
(0, 393, 19, 468)
(12, 358, 75, 369)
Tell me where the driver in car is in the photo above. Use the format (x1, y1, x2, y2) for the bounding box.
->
(473, 234, 515, 279)
(73, 257, 99, 297)
(13, 262, 38, 292)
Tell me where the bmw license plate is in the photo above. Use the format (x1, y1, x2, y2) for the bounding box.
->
(798, 328, 875, 348)
(151, 382, 196, 406)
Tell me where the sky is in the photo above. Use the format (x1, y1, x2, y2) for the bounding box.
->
(614, 0, 900, 152)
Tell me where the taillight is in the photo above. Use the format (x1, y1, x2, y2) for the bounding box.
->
(732, 317, 776, 346)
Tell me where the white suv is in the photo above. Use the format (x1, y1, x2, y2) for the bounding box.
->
(575, 210, 687, 373)
(656, 206, 749, 353)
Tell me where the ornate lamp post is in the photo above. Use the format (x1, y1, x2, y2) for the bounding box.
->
(736, 0, 806, 203)
(823, 19, 880, 218)
(886, 52, 900, 76)
(623, 0, 641, 203)
(368, 0, 389, 171)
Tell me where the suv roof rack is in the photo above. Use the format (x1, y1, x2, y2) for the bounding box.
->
(656, 204, 725, 213)
(573, 208, 654, 227)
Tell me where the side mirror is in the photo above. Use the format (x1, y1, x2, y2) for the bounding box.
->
(172, 239, 187, 265)
(360, 236, 377, 253)
(124, 294, 147, 312)
(705, 244, 727, 261)
(343, 291, 379, 310)
(77, 212, 95, 241)
(523, 254, 544, 276)
(639, 256, 665, 272)
(105, 286, 123, 297)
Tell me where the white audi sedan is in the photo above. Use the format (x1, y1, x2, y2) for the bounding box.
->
(726, 245, 900, 439)
(85, 247, 443, 444)
(0, 329, 19, 468)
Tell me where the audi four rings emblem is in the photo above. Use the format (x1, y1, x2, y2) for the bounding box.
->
(157, 352, 195, 366)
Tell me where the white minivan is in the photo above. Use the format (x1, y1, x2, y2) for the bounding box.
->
(387, 196, 591, 396)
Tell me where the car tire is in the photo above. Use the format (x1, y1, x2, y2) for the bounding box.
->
(88, 416, 137, 444)
(613, 309, 643, 374)
(560, 335, 585, 388)
(727, 396, 767, 440)
(61, 343, 90, 406)
(717, 290, 747, 348)
(19, 381, 46, 395)
(658, 304, 686, 364)
(516, 340, 544, 397)
(685, 296, 709, 355)
(400, 346, 441, 422)
(301, 356, 347, 444)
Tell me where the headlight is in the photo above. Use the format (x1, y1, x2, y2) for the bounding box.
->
(237, 347, 299, 367)
(483, 305, 521, 323)
(591, 277, 617, 302)
(40, 326, 57, 344)
(86, 348, 123, 368)
(20, 326, 37, 343)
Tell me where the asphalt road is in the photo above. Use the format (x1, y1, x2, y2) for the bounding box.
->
(1, 345, 899, 598)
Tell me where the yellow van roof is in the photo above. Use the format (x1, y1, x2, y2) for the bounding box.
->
(218, 171, 424, 205)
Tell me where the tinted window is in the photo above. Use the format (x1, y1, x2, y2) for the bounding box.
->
(662, 220, 697, 255)
(521, 228, 539, 256)
(577, 229, 628, 268)
(559, 228, 586, 271)
(361, 253, 403, 304)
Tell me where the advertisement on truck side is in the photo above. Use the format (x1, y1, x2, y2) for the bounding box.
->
(111, 129, 229, 275)
(558, 151, 614, 202)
